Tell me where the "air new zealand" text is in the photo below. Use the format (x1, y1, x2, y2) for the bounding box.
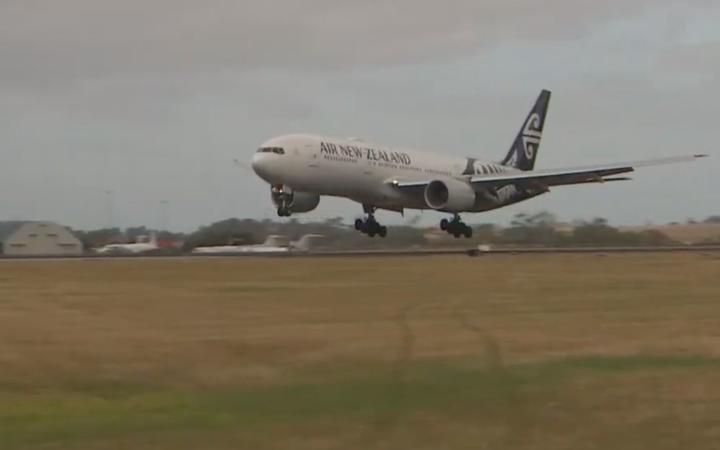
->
(320, 142, 411, 165)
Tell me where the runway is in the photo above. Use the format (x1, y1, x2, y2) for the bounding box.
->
(2, 245, 720, 261)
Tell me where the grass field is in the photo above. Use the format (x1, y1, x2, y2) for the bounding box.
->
(1, 254, 720, 449)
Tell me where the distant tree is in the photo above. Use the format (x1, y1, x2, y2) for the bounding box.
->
(571, 218, 625, 245)
(529, 211, 557, 226)
(182, 218, 264, 250)
(472, 223, 498, 243)
(704, 216, 720, 224)
(590, 217, 608, 227)
(632, 229, 674, 246)
(125, 226, 150, 242)
(323, 216, 345, 228)
(570, 218, 674, 247)
(67, 209, 687, 253)
(510, 212, 529, 228)
(502, 211, 563, 246)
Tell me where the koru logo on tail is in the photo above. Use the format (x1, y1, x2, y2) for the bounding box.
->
(521, 112, 542, 159)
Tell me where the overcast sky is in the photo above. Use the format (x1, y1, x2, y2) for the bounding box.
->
(1, 0, 718, 231)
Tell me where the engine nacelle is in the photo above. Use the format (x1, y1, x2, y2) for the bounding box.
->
(424, 178, 476, 212)
(271, 186, 320, 214)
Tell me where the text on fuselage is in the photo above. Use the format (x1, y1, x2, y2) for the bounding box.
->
(320, 142, 412, 165)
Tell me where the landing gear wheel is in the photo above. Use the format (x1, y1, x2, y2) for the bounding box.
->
(463, 226, 473, 238)
(355, 206, 387, 238)
(441, 215, 472, 239)
(378, 226, 387, 238)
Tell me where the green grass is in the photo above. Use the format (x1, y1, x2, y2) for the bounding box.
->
(3, 355, 720, 449)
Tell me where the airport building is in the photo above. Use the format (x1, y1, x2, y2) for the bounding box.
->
(0, 222, 83, 256)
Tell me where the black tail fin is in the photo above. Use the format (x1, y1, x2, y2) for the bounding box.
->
(501, 90, 551, 171)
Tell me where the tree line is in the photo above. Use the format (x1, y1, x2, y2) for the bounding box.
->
(66, 211, 720, 251)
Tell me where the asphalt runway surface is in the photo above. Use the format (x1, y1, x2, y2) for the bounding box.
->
(2, 245, 720, 262)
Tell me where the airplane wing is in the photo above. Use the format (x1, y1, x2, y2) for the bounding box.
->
(393, 154, 706, 191)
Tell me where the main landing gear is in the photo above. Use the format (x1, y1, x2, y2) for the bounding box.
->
(440, 215, 473, 238)
(355, 205, 387, 238)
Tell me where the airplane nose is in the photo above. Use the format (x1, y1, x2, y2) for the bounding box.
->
(251, 152, 268, 172)
(251, 152, 271, 180)
(251, 153, 262, 173)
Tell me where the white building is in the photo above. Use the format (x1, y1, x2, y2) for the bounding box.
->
(1, 222, 83, 256)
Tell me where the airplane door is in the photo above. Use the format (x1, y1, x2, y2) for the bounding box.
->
(306, 143, 320, 169)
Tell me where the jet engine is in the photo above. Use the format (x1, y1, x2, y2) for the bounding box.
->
(424, 178, 476, 212)
(271, 185, 320, 216)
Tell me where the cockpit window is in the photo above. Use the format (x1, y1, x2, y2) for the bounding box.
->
(257, 147, 285, 155)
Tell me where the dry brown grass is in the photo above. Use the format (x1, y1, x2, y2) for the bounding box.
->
(1, 254, 720, 449)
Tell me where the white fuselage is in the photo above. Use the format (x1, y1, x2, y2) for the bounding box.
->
(251, 134, 531, 213)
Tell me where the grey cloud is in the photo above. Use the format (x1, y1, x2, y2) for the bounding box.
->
(0, 1, 718, 230)
(0, 0, 686, 87)
(656, 42, 720, 86)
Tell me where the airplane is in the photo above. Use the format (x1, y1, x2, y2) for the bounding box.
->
(191, 234, 323, 254)
(251, 90, 706, 238)
(94, 234, 159, 255)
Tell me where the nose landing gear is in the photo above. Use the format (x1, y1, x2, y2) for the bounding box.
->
(277, 202, 291, 217)
(355, 205, 387, 238)
(272, 185, 293, 217)
(440, 215, 473, 238)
